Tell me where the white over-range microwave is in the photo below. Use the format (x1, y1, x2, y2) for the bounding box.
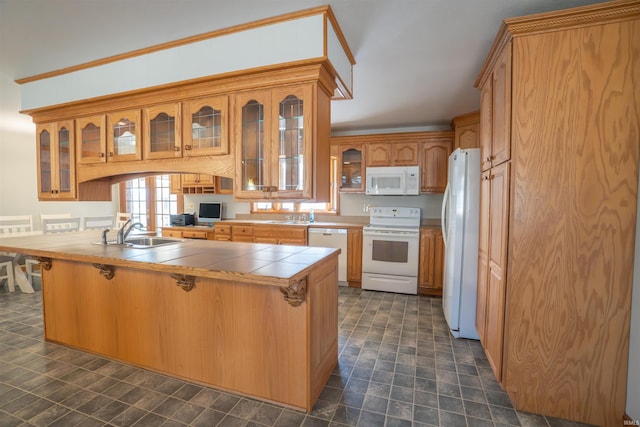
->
(365, 166, 420, 195)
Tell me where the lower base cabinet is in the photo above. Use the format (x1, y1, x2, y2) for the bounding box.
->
(42, 257, 338, 412)
(346, 228, 362, 287)
(418, 228, 444, 296)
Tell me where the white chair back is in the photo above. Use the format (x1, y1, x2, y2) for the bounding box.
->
(83, 216, 114, 230)
(42, 217, 81, 234)
(0, 215, 33, 235)
(116, 212, 132, 229)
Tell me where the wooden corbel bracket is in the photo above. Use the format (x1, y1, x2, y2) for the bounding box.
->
(35, 257, 52, 271)
(93, 263, 114, 280)
(280, 279, 307, 307)
(171, 273, 195, 292)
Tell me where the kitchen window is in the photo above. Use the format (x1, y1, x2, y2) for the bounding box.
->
(251, 156, 338, 214)
(119, 175, 182, 231)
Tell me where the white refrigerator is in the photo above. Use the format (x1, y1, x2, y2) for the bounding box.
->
(441, 148, 480, 339)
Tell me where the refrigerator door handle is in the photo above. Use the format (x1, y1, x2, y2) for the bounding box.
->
(441, 183, 450, 247)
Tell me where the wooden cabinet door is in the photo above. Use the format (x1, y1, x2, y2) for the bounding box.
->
(491, 44, 511, 168)
(484, 162, 510, 382)
(36, 121, 76, 200)
(270, 85, 314, 199)
(107, 109, 142, 162)
(366, 143, 392, 166)
(347, 228, 362, 286)
(183, 95, 229, 156)
(234, 90, 272, 198)
(143, 103, 181, 160)
(476, 170, 491, 343)
(479, 79, 493, 172)
(393, 142, 419, 166)
(170, 174, 182, 194)
(215, 176, 233, 194)
(419, 228, 445, 296)
(76, 115, 107, 164)
(421, 141, 451, 193)
(337, 144, 365, 192)
(456, 122, 479, 150)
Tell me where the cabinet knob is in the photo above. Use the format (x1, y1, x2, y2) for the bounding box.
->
(184, 145, 192, 150)
(99, 152, 105, 158)
(109, 152, 114, 157)
(174, 146, 180, 152)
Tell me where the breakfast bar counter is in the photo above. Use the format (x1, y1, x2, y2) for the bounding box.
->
(0, 231, 339, 412)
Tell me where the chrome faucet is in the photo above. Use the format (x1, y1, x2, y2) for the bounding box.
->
(117, 219, 144, 244)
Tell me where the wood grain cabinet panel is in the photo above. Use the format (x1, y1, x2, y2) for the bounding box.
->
(182, 95, 229, 156)
(347, 228, 362, 287)
(76, 115, 107, 165)
(478, 45, 511, 171)
(474, 4, 639, 424)
(253, 226, 307, 245)
(143, 103, 181, 160)
(452, 111, 480, 150)
(366, 142, 419, 167)
(106, 109, 142, 162)
(475, 170, 491, 343)
(36, 120, 77, 200)
(234, 84, 330, 201)
(420, 140, 451, 193)
(418, 228, 444, 296)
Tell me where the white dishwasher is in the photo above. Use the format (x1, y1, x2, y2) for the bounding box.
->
(308, 228, 348, 285)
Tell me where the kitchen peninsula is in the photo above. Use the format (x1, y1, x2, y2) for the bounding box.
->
(0, 231, 339, 412)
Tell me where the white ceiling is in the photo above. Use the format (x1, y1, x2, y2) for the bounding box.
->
(0, 0, 605, 134)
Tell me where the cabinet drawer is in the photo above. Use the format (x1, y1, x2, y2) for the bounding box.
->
(214, 235, 231, 241)
(232, 225, 254, 236)
(232, 236, 254, 243)
(162, 229, 183, 238)
(215, 224, 231, 235)
(182, 230, 207, 239)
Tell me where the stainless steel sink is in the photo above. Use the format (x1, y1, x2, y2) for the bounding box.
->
(124, 237, 183, 248)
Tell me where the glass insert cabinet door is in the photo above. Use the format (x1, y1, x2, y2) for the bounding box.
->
(143, 103, 181, 160)
(235, 90, 272, 196)
(36, 120, 76, 199)
(277, 95, 304, 192)
(107, 109, 142, 162)
(76, 115, 107, 164)
(234, 85, 313, 199)
(183, 95, 228, 156)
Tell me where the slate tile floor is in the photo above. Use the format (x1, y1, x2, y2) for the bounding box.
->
(0, 284, 593, 427)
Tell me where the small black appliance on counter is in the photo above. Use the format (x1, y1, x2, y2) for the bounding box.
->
(170, 214, 195, 226)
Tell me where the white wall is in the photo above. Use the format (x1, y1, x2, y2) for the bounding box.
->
(340, 193, 443, 219)
(183, 194, 250, 220)
(0, 71, 120, 229)
(627, 170, 640, 420)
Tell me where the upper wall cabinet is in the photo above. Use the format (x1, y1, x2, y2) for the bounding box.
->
(234, 84, 330, 201)
(36, 120, 76, 200)
(336, 144, 365, 193)
(331, 131, 453, 194)
(452, 111, 480, 150)
(366, 142, 419, 167)
(479, 45, 511, 172)
(76, 115, 107, 165)
(107, 109, 142, 162)
(18, 7, 354, 201)
(183, 96, 229, 156)
(143, 103, 181, 160)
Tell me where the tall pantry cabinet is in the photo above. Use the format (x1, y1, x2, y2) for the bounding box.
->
(474, 2, 640, 426)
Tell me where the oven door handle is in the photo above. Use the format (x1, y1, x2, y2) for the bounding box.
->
(441, 183, 450, 247)
(363, 231, 419, 238)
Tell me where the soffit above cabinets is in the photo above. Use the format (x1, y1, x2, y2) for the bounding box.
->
(17, 6, 355, 115)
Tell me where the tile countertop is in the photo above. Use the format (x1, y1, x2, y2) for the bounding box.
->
(0, 230, 339, 287)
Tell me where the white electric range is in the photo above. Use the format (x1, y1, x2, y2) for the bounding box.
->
(361, 207, 421, 294)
